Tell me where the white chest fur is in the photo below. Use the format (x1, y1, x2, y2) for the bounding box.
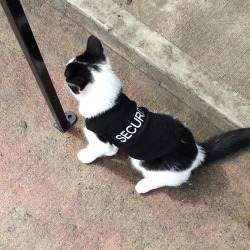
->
(76, 63, 122, 118)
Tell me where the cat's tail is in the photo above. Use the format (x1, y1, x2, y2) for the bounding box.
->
(200, 128, 250, 165)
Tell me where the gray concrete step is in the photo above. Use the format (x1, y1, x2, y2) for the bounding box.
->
(49, 0, 249, 130)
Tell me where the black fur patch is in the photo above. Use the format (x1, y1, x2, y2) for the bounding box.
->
(142, 121, 198, 171)
(77, 35, 105, 64)
(64, 35, 106, 93)
(65, 63, 93, 92)
(76, 52, 105, 65)
(201, 128, 250, 164)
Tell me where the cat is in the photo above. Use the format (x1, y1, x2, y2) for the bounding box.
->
(64, 35, 250, 194)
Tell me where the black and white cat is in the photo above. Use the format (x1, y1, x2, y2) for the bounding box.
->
(64, 35, 250, 194)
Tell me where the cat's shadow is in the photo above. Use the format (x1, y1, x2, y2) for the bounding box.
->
(161, 164, 229, 204)
(96, 152, 230, 205)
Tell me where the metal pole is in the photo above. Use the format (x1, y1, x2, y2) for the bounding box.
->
(0, 0, 77, 132)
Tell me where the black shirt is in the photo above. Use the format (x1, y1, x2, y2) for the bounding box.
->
(86, 93, 179, 160)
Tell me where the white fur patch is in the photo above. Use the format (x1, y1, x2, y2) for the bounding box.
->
(77, 62, 122, 118)
(131, 144, 205, 193)
(77, 127, 118, 164)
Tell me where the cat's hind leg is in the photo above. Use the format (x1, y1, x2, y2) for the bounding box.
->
(131, 158, 191, 193)
(135, 170, 191, 194)
(135, 178, 167, 194)
(78, 127, 118, 164)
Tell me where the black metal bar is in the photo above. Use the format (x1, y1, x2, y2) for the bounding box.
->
(0, 0, 77, 132)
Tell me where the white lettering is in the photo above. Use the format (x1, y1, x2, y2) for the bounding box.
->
(116, 135, 127, 142)
(131, 118, 142, 128)
(135, 109, 145, 121)
(126, 125, 137, 134)
(120, 131, 132, 140)
(115, 109, 146, 143)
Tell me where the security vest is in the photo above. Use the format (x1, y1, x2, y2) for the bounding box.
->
(85, 93, 180, 160)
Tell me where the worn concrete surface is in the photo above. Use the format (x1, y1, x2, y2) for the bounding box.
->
(113, 0, 250, 98)
(65, 0, 250, 128)
(0, 1, 250, 250)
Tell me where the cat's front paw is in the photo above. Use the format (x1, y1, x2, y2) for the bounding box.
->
(77, 149, 96, 164)
(135, 179, 152, 194)
(105, 145, 118, 157)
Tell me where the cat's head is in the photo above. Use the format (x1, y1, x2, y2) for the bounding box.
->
(64, 35, 109, 95)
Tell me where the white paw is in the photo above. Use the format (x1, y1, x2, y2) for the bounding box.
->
(77, 149, 96, 164)
(105, 146, 118, 157)
(135, 179, 152, 194)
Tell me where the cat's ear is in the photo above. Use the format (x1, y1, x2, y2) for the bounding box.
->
(86, 35, 104, 56)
